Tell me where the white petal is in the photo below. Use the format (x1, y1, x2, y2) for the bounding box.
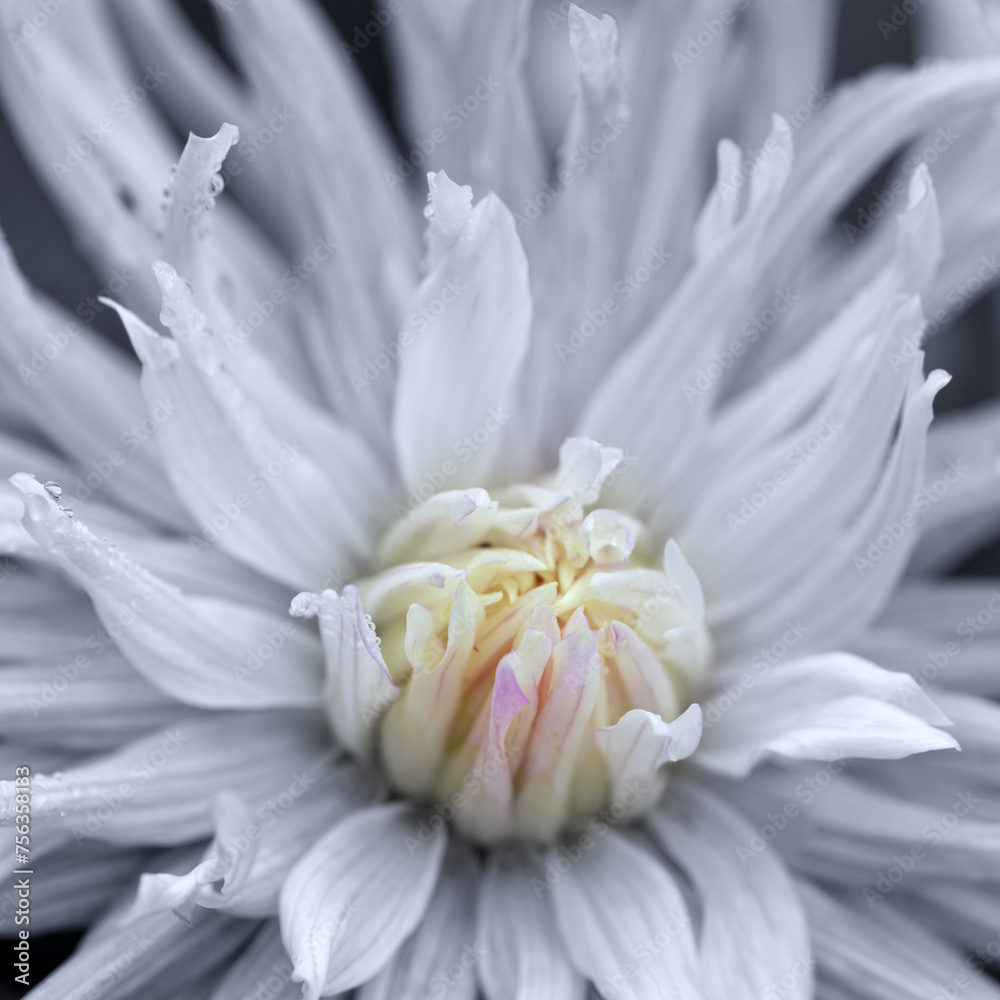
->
(851, 580, 1000, 697)
(207, 920, 298, 1000)
(550, 830, 701, 1000)
(726, 764, 999, 884)
(388, 1, 546, 212)
(798, 880, 1000, 1000)
(279, 802, 447, 999)
(22, 908, 255, 1000)
(580, 117, 794, 516)
(910, 400, 1000, 572)
(124, 757, 381, 922)
(696, 653, 958, 777)
(477, 849, 585, 1000)
(291, 586, 399, 758)
(594, 705, 702, 820)
(393, 173, 531, 489)
(360, 841, 480, 1000)
(0, 238, 189, 531)
(110, 266, 391, 591)
(11, 473, 323, 709)
(0, 645, 180, 751)
(648, 780, 812, 1000)
(0, 711, 332, 856)
(215, 0, 418, 433)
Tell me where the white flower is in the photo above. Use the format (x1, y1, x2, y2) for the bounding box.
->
(2, 1, 1000, 999)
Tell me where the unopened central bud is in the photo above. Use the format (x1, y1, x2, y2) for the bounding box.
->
(298, 440, 711, 845)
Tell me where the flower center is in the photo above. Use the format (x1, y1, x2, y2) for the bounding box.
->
(301, 440, 711, 845)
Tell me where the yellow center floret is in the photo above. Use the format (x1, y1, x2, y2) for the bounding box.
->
(353, 441, 711, 844)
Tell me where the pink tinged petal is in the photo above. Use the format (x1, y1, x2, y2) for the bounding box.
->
(696, 653, 959, 778)
(290, 586, 399, 759)
(279, 802, 448, 1000)
(452, 647, 540, 845)
(594, 705, 703, 820)
(359, 841, 480, 1000)
(516, 629, 601, 842)
(550, 831, 702, 1000)
(393, 172, 532, 489)
(108, 268, 391, 591)
(649, 781, 813, 1000)
(11, 474, 323, 709)
(477, 850, 584, 1000)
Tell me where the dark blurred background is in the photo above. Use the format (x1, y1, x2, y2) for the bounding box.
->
(0, 0, 993, 995)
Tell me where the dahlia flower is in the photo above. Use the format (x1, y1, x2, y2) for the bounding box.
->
(2, 0, 1000, 998)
